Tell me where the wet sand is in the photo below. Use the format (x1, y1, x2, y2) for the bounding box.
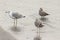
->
(0, 27, 16, 40)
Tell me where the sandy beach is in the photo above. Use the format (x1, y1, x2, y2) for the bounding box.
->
(0, 0, 60, 40)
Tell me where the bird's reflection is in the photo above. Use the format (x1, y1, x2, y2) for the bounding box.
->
(10, 26, 21, 32)
(40, 17, 48, 22)
(34, 36, 41, 40)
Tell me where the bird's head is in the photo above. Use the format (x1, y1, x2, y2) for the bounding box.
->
(5, 11, 10, 13)
(40, 8, 43, 11)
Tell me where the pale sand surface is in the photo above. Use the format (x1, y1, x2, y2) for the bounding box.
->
(0, 0, 60, 40)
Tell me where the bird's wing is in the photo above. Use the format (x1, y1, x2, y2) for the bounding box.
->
(42, 11, 49, 15)
(12, 12, 19, 17)
(12, 12, 23, 19)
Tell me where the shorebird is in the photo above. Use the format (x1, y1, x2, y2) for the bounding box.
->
(5, 11, 25, 31)
(34, 19, 44, 40)
(39, 8, 49, 18)
(35, 19, 44, 28)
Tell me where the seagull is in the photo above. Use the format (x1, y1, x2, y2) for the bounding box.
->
(34, 19, 44, 38)
(5, 11, 25, 29)
(39, 8, 49, 18)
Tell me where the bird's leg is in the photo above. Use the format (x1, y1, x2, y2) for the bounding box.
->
(14, 19, 15, 27)
(37, 28, 39, 36)
(15, 19, 17, 28)
(39, 28, 40, 38)
(36, 28, 41, 40)
(14, 18, 17, 29)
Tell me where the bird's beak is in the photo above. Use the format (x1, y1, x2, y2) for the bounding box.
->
(5, 11, 8, 13)
(23, 16, 26, 18)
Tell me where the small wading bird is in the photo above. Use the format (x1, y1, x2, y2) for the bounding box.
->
(5, 11, 25, 31)
(39, 8, 49, 18)
(34, 19, 44, 40)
